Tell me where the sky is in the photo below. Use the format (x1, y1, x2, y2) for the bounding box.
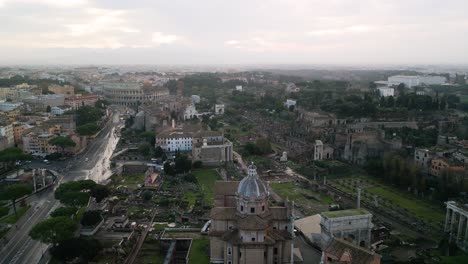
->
(0, 0, 467, 65)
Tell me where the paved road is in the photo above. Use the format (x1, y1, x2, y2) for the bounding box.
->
(0, 108, 122, 264)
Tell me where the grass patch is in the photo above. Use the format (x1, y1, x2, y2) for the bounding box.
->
(193, 169, 220, 205)
(0, 206, 30, 224)
(366, 186, 444, 223)
(184, 191, 197, 209)
(440, 255, 468, 264)
(135, 238, 166, 264)
(271, 182, 333, 205)
(109, 173, 145, 190)
(460, 95, 468, 103)
(188, 239, 210, 264)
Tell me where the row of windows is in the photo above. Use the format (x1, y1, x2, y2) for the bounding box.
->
(240, 205, 265, 213)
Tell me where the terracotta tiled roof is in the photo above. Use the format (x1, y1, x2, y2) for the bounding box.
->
(237, 215, 269, 230)
(214, 181, 239, 196)
(325, 238, 380, 264)
(210, 207, 237, 220)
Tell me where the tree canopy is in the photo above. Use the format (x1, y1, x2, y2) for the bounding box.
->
(50, 207, 78, 218)
(50, 136, 76, 152)
(0, 147, 32, 163)
(76, 123, 100, 136)
(81, 210, 102, 226)
(55, 180, 97, 207)
(0, 183, 32, 219)
(50, 238, 102, 263)
(29, 216, 78, 245)
(75, 106, 104, 126)
(90, 184, 110, 203)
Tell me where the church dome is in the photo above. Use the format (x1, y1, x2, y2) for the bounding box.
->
(237, 163, 269, 199)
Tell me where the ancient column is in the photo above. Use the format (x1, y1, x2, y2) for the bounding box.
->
(464, 220, 468, 246)
(450, 211, 457, 242)
(458, 215, 465, 241)
(445, 208, 451, 232)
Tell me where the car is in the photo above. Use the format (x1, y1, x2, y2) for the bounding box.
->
(43, 159, 49, 164)
(85, 158, 89, 162)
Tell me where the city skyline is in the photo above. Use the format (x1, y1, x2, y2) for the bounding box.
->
(0, 0, 468, 65)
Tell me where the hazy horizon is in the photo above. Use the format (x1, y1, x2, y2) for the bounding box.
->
(1, 0, 468, 65)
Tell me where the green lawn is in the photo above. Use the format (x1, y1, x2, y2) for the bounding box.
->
(135, 238, 166, 264)
(188, 239, 210, 264)
(110, 173, 146, 190)
(441, 255, 468, 264)
(184, 191, 197, 208)
(271, 182, 334, 205)
(366, 186, 444, 223)
(193, 169, 220, 205)
(0, 206, 30, 224)
(460, 95, 468, 103)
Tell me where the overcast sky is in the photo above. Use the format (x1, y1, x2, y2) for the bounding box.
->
(0, 0, 467, 65)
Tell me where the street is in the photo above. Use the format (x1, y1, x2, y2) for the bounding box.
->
(0, 109, 122, 264)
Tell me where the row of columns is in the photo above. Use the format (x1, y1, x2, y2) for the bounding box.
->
(445, 205, 468, 250)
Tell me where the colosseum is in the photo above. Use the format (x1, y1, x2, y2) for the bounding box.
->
(102, 82, 170, 106)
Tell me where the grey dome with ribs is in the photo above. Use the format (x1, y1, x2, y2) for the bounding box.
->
(237, 163, 269, 199)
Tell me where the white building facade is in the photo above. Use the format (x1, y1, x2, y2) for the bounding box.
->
(183, 104, 198, 120)
(214, 104, 225, 115)
(156, 132, 193, 152)
(377, 87, 395, 97)
(0, 124, 15, 147)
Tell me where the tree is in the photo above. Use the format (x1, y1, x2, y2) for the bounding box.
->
(138, 142, 152, 157)
(75, 106, 104, 126)
(81, 210, 102, 226)
(50, 207, 78, 218)
(50, 136, 76, 154)
(175, 154, 191, 174)
(46, 105, 51, 112)
(142, 190, 153, 202)
(140, 131, 155, 145)
(0, 206, 9, 218)
(50, 238, 102, 263)
(29, 216, 78, 245)
(58, 192, 91, 207)
(154, 146, 164, 158)
(192, 160, 203, 169)
(55, 180, 96, 207)
(76, 123, 100, 136)
(0, 183, 32, 219)
(255, 138, 272, 154)
(244, 142, 261, 155)
(94, 99, 110, 109)
(90, 185, 110, 203)
(164, 162, 175, 176)
(0, 147, 32, 170)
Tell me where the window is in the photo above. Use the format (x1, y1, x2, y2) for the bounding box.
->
(251, 207, 255, 213)
(274, 248, 278, 255)
(228, 247, 232, 255)
(241, 205, 243, 212)
(349, 221, 352, 225)
(285, 226, 288, 230)
(251, 237, 255, 242)
(273, 226, 277, 230)
(262, 205, 265, 211)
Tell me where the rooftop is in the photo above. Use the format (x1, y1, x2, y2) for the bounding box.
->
(321, 208, 370, 219)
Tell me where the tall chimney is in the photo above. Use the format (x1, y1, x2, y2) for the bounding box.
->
(172, 119, 175, 128)
(357, 188, 361, 209)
